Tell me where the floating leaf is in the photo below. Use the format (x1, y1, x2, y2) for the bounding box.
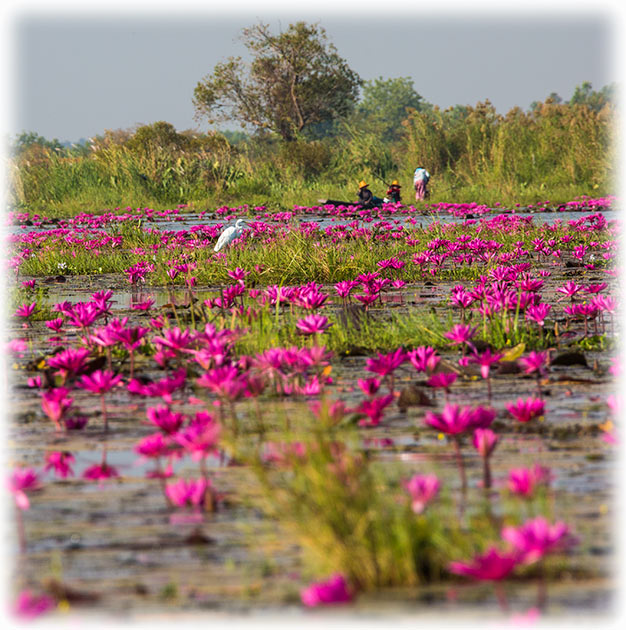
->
(500, 342, 526, 362)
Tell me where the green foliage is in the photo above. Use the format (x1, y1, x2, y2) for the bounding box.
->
(7, 81, 616, 214)
(358, 76, 429, 142)
(125, 121, 190, 154)
(239, 417, 458, 589)
(221, 129, 250, 145)
(577, 335, 609, 352)
(568, 81, 616, 112)
(403, 94, 615, 196)
(278, 139, 332, 180)
(336, 122, 398, 186)
(10, 132, 64, 155)
(193, 21, 362, 142)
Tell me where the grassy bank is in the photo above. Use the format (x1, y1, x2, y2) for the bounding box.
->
(7, 98, 616, 218)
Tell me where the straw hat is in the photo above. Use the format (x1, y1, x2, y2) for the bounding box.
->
(358, 180, 368, 189)
(391, 180, 400, 186)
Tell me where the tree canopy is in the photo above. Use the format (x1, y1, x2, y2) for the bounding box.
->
(530, 82, 616, 113)
(193, 21, 362, 142)
(358, 77, 430, 141)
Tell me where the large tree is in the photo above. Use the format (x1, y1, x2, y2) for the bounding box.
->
(357, 76, 430, 142)
(193, 21, 362, 142)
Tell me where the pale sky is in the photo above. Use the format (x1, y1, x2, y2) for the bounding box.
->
(2, 1, 624, 142)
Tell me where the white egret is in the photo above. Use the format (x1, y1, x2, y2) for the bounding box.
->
(214, 219, 249, 252)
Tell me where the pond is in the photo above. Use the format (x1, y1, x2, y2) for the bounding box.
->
(4, 201, 619, 623)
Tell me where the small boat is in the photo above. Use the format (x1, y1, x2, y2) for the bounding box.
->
(317, 198, 357, 207)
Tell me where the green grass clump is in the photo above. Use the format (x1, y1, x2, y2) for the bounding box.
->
(236, 415, 464, 590)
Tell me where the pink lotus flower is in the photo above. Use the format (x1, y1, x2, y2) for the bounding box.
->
(134, 433, 172, 459)
(44, 451, 75, 478)
(146, 405, 186, 434)
(355, 394, 394, 427)
(45, 317, 65, 333)
(518, 351, 549, 377)
(426, 372, 457, 390)
(357, 377, 381, 396)
(12, 590, 56, 619)
(556, 281, 583, 300)
(27, 375, 43, 388)
(473, 427, 498, 488)
(472, 428, 498, 458)
(78, 369, 123, 431)
(365, 348, 408, 376)
(7, 468, 40, 510)
(502, 517, 577, 564)
(173, 414, 221, 461)
(469, 348, 503, 379)
(196, 365, 248, 402)
(449, 547, 519, 581)
(585, 283, 607, 294)
(51, 300, 74, 318)
(334, 280, 359, 299)
(7, 338, 28, 357)
(152, 326, 196, 352)
(127, 369, 187, 404)
(14, 301, 38, 319)
(296, 286, 329, 310)
(47, 347, 90, 381)
(424, 403, 487, 435)
(82, 462, 119, 481)
(591, 294, 617, 314)
(408, 346, 440, 373)
(471, 406, 496, 428)
(91, 290, 115, 317)
(443, 324, 477, 348)
(78, 369, 123, 395)
(506, 397, 545, 423)
(227, 267, 251, 281)
(165, 478, 210, 508)
(110, 325, 149, 352)
(354, 292, 379, 307)
(365, 348, 407, 395)
(130, 297, 155, 311)
(300, 574, 353, 607)
(404, 474, 441, 513)
(525, 303, 552, 327)
(65, 302, 100, 329)
(450, 288, 474, 310)
(296, 314, 333, 336)
(299, 375, 324, 396)
(41, 387, 74, 430)
(508, 465, 551, 498)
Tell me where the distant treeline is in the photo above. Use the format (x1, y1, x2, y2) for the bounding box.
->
(7, 82, 617, 215)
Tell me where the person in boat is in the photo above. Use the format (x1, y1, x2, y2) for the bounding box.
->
(321, 181, 382, 209)
(357, 180, 374, 206)
(413, 166, 431, 201)
(386, 180, 402, 203)
(356, 180, 384, 208)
